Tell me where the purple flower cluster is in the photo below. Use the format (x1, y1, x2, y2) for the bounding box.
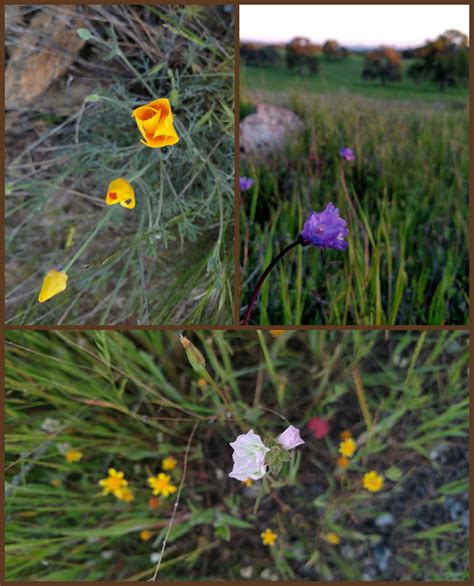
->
(239, 176, 254, 192)
(339, 147, 356, 161)
(300, 203, 348, 251)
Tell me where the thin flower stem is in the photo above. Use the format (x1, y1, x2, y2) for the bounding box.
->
(62, 210, 113, 273)
(151, 422, 199, 582)
(352, 365, 373, 432)
(242, 238, 303, 325)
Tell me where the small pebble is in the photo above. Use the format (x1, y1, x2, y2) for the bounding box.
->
(375, 513, 395, 528)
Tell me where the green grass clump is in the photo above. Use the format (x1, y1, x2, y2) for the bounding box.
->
(240, 61, 468, 325)
(5, 330, 469, 580)
(6, 5, 234, 325)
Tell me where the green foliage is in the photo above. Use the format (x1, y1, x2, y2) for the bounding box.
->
(6, 5, 234, 325)
(362, 48, 402, 85)
(5, 330, 469, 580)
(241, 43, 283, 67)
(240, 61, 468, 325)
(408, 30, 469, 90)
(286, 37, 320, 74)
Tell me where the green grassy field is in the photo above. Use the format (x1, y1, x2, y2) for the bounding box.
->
(5, 330, 469, 581)
(6, 5, 234, 325)
(242, 55, 468, 104)
(240, 57, 468, 325)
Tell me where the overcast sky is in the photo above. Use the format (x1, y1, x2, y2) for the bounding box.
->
(240, 5, 469, 47)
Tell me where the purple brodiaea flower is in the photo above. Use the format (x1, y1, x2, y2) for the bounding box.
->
(339, 147, 355, 161)
(239, 176, 254, 192)
(300, 203, 348, 251)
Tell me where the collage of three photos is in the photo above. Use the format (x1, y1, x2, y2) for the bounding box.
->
(4, 3, 470, 582)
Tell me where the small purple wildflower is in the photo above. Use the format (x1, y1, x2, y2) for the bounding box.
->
(339, 147, 356, 161)
(239, 176, 254, 192)
(300, 203, 348, 251)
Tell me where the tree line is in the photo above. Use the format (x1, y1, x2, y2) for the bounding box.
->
(240, 30, 469, 91)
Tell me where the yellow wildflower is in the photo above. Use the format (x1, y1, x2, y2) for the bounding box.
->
(324, 532, 341, 545)
(337, 456, 350, 469)
(65, 449, 83, 463)
(139, 529, 153, 542)
(132, 98, 179, 148)
(98, 468, 128, 498)
(38, 269, 68, 303)
(106, 178, 135, 209)
(260, 528, 278, 546)
(363, 471, 384, 492)
(269, 330, 286, 338)
(116, 486, 134, 502)
(339, 437, 357, 458)
(148, 473, 177, 497)
(243, 478, 253, 487)
(162, 456, 177, 471)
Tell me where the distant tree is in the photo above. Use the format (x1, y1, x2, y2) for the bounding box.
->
(408, 30, 468, 90)
(323, 39, 342, 61)
(340, 47, 350, 59)
(401, 48, 416, 59)
(286, 37, 319, 74)
(362, 47, 402, 85)
(240, 42, 282, 67)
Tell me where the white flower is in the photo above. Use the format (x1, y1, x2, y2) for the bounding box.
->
(276, 425, 305, 450)
(229, 429, 270, 481)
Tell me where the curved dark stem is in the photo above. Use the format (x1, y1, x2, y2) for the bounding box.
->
(242, 237, 305, 325)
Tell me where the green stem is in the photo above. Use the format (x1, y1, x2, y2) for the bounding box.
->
(61, 210, 112, 273)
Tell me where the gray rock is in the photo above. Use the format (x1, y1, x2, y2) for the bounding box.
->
(240, 103, 304, 161)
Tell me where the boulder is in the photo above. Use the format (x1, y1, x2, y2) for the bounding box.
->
(240, 103, 304, 160)
(5, 6, 86, 110)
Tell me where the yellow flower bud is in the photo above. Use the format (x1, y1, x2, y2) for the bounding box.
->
(38, 269, 68, 303)
(179, 335, 206, 375)
(132, 98, 179, 149)
(106, 178, 135, 209)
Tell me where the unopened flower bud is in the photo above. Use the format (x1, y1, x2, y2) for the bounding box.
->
(179, 335, 206, 375)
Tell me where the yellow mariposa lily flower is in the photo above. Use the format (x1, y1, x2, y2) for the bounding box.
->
(38, 269, 68, 303)
(132, 98, 179, 148)
(106, 178, 135, 209)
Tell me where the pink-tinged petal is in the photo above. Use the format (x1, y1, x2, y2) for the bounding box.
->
(277, 425, 305, 450)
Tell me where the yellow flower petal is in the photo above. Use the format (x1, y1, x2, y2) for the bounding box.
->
(363, 471, 384, 492)
(324, 532, 341, 545)
(106, 178, 135, 209)
(140, 529, 153, 541)
(38, 269, 68, 303)
(260, 528, 278, 546)
(339, 437, 357, 458)
(270, 330, 286, 337)
(65, 449, 83, 463)
(132, 98, 179, 149)
(162, 456, 177, 471)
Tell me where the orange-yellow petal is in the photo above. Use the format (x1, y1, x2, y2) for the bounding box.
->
(132, 98, 179, 149)
(38, 270, 68, 303)
(106, 178, 135, 208)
